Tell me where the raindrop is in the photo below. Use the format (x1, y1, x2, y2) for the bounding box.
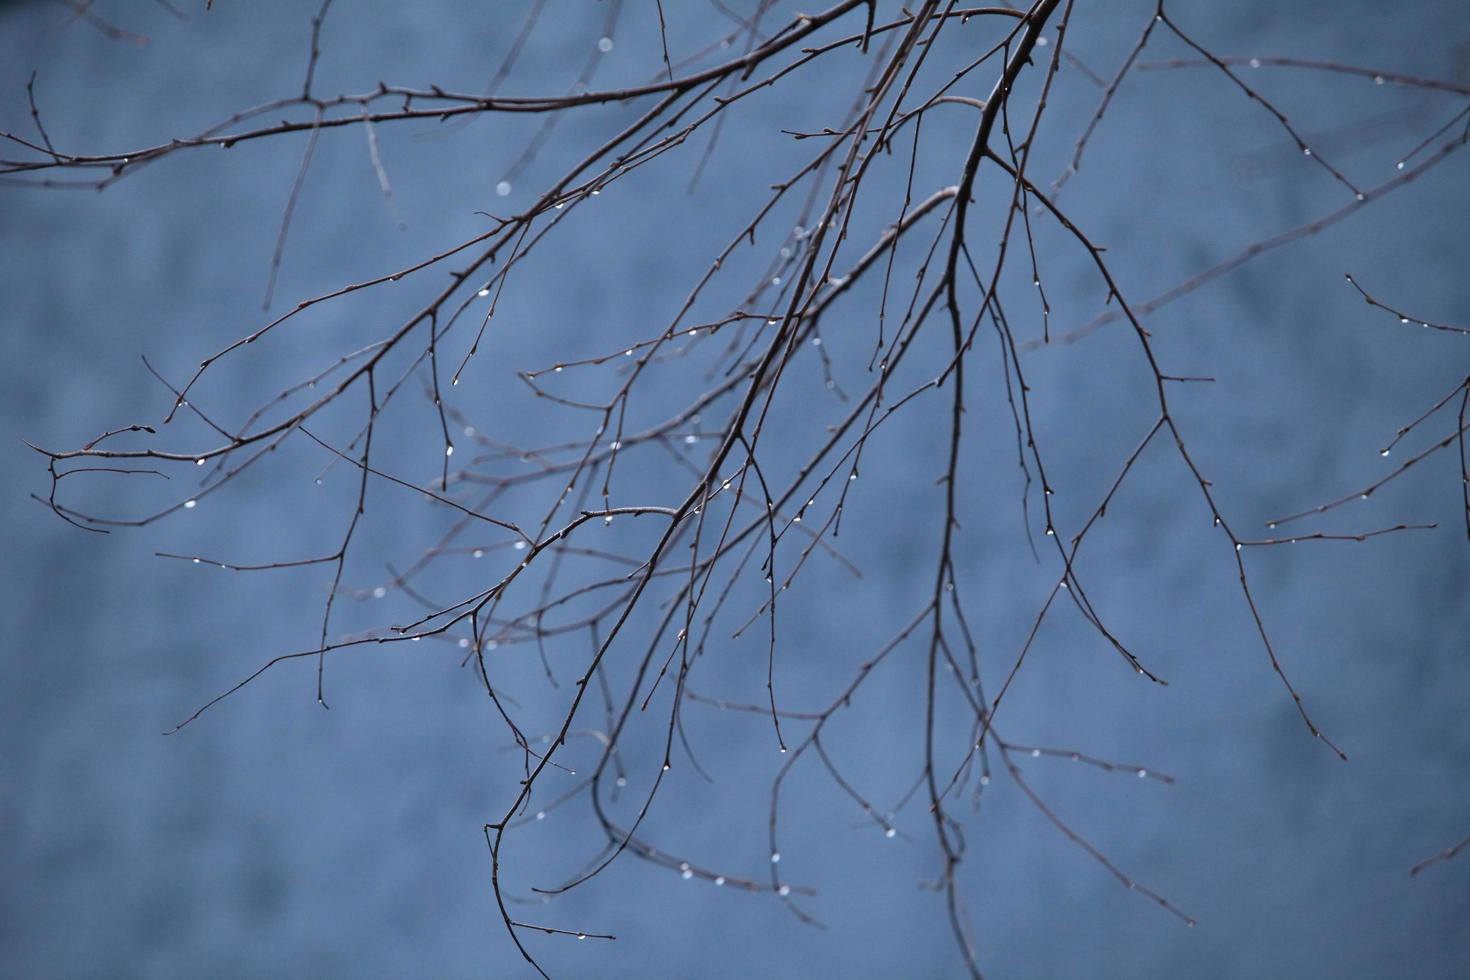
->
(445, 445, 455, 457)
(477, 287, 491, 297)
(373, 586, 387, 599)
(1136, 768, 1148, 778)
(884, 827, 896, 838)
(979, 775, 990, 786)
(192, 558, 201, 564)
(1395, 161, 1405, 170)
(714, 876, 726, 886)
(684, 434, 698, 445)
(195, 458, 206, 466)
(472, 549, 484, 559)
(662, 763, 671, 771)
(597, 36, 614, 53)
(778, 885, 791, 897)
(1380, 449, 1390, 457)
(535, 811, 545, 820)
(495, 181, 511, 197)
(1302, 147, 1312, 157)
(458, 638, 470, 649)
(772, 277, 782, 286)
(183, 499, 197, 509)
(1030, 748, 1041, 758)
(770, 852, 781, 864)
(576, 934, 587, 941)
(513, 540, 528, 551)
(1248, 58, 1261, 68)
(1373, 75, 1384, 84)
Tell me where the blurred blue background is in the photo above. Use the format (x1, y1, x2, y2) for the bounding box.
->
(2, 1, 1468, 977)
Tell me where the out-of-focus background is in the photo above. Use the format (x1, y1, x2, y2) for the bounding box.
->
(2, 2, 1468, 977)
